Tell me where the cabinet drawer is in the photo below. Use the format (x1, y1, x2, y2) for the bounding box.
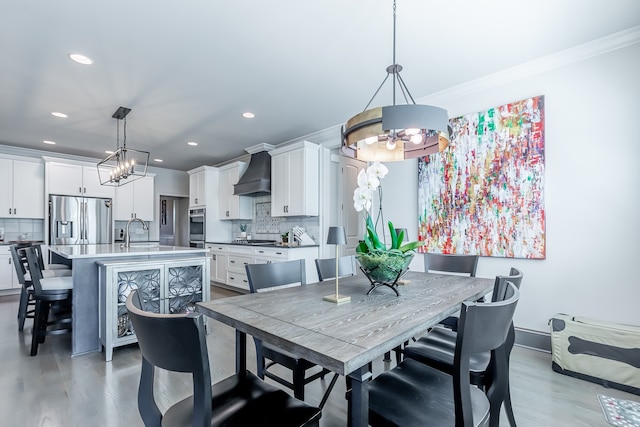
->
(227, 255, 251, 271)
(253, 247, 288, 259)
(227, 272, 249, 290)
(228, 246, 253, 255)
(210, 245, 228, 253)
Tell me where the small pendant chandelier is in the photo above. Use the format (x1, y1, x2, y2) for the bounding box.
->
(97, 106, 150, 186)
(342, 0, 450, 162)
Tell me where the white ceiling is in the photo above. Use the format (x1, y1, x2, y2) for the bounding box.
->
(1, 0, 639, 171)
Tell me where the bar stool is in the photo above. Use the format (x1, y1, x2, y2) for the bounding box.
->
(10, 244, 71, 332)
(23, 246, 73, 356)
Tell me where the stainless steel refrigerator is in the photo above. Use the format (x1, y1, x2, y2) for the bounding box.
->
(49, 195, 112, 244)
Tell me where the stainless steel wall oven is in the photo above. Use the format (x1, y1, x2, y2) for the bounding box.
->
(188, 208, 205, 248)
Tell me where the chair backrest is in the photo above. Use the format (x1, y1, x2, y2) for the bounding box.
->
(490, 267, 524, 302)
(425, 253, 478, 277)
(126, 290, 212, 427)
(9, 244, 29, 286)
(315, 256, 356, 281)
(453, 281, 520, 424)
(23, 247, 46, 295)
(245, 259, 306, 293)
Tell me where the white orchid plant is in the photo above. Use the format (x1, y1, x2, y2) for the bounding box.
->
(353, 162, 423, 255)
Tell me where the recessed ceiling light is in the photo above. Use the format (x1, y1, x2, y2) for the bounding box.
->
(242, 112, 255, 119)
(68, 53, 93, 65)
(105, 150, 114, 154)
(51, 112, 68, 118)
(43, 140, 56, 145)
(153, 159, 163, 163)
(187, 141, 198, 146)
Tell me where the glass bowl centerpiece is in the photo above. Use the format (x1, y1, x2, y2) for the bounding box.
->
(353, 162, 423, 289)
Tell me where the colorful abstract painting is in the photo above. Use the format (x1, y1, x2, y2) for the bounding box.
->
(418, 96, 545, 259)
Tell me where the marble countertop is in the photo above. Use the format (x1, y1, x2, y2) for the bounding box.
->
(48, 243, 209, 259)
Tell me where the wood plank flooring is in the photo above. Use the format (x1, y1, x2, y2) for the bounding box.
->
(0, 286, 636, 426)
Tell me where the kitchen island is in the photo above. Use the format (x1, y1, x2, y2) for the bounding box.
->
(48, 244, 209, 357)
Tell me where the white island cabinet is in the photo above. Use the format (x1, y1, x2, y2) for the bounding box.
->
(48, 244, 209, 357)
(270, 141, 319, 217)
(98, 256, 209, 361)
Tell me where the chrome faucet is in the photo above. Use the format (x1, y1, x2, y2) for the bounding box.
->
(125, 217, 148, 247)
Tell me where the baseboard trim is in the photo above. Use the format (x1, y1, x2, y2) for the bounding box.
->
(515, 327, 551, 353)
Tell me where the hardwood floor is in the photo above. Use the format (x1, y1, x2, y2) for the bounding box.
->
(0, 286, 636, 426)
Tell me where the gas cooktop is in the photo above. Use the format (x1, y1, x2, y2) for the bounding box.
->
(230, 239, 277, 246)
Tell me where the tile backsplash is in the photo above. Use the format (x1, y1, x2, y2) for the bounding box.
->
(0, 218, 45, 242)
(231, 195, 319, 244)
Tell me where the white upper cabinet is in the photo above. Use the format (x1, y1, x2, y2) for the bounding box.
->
(270, 141, 319, 217)
(189, 170, 206, 208)
(113, 175, 155, 221)
(218, 162, 252, 220)
(0, 158, 45, 219)
(46, 161, 114, 199)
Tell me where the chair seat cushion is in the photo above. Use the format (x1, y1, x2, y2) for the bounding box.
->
(162, 371, 322, 427)
(403, 326, 490, 376)
(40, 276, 73, 291)
(369, 358, 490, 427)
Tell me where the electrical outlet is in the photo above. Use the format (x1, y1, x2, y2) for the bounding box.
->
(119, 229, 124, 239)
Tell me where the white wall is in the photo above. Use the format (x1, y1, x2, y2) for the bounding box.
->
(382, 42, 640, 332)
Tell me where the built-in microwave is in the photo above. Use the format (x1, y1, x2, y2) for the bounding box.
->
(189, 208, 205, 244)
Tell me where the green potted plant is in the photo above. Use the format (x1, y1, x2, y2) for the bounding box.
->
(353, 162, 423, 282)
(281, 232, 289, 244)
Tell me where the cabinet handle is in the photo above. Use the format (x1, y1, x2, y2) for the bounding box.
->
(229, 276, 235, 280)
(79, 187, 82, 194)
(243, 262, 248, 265)
(230, 260, 235, 264)
(243, 279, 248, 283)
(258, 250, 264, 254)
(13, 208, 16, 215)
(195, 198, 198, 204)
(226, 211, 229, 217)
(276, 252, 283, 255)
(84, 187, 87, 194)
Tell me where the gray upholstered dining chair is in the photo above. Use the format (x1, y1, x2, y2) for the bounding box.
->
(245, 259, 338, 408)
(126, 290, 322, 427)
(368, 281, 520, 427)
(403, 267, 524, 427)
(314, 255, 356, 281)
(424, 252, 479, 277)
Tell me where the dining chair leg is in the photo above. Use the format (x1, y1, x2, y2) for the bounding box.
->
(504, 386, 517, 426)
(30, 300, 44, 356)
(17, 287, 29, 331)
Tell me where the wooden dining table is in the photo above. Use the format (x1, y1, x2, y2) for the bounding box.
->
(197, 270, 494, 426)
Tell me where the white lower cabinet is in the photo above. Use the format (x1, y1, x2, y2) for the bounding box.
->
(207, 244, 319, 292)
(98, 257, 210, 361)
(0, 247, 18, 290)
